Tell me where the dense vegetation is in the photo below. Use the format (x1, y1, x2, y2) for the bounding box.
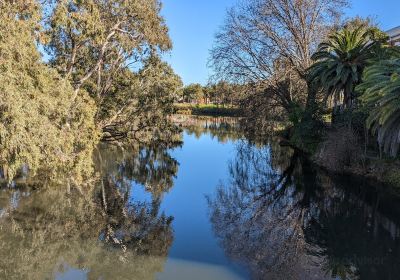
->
(1, 1, 400, 277)
(0, 0, 182, 183)
(210, 0, 400, 176)
(2, 0, 400, 183)
(0, 1, 98, 182)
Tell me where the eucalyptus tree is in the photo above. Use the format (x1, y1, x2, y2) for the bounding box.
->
(45, 0, 180, 142)
(0, 0, 180, 183)
(99, 56, 183, 144)
(0, 0, 98, 182)
(210, 0, 348, 117)
(45, 0, 171, 98)
(207, 81, 237, 105)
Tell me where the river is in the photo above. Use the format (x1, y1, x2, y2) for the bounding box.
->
(0, 116, 400, 280)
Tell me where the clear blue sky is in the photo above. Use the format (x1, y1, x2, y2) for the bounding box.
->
(161, 0, 400, 86)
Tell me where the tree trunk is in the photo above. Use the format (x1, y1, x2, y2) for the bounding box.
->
(2, 165, 8, 181)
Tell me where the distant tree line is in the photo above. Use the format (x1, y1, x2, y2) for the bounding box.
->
(179, 81, 245, 106)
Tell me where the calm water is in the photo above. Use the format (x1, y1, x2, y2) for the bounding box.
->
(1, 117, 400, 280)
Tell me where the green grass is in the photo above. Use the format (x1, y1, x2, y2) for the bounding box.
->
(174, 103, 241, 117)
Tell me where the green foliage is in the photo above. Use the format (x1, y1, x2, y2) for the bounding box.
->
(46, 0, 171, 87)
(101, 56, 183, 144)
(0, 1, 99, 182)
(309, 19, 400, 158)
(45, 0, 179, 143)
(358, 57, 400, 156)
(205, 81, 240, 105)
(290, 110, 325, 154)
(0, 0, 183, 183)
(287, 102, 305, 126)
(180, 81, 244, 106)
(0, 3, 98, 183)
(343, 17, 389, 42)
(183, 84, 204, 103)
(309, 27, 381, 108)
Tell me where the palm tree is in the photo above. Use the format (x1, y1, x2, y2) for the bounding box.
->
(357, 58, 400, 157)
(308, 27, 378, 109)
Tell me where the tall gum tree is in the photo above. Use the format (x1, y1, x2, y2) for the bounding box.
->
(46, 0, 171, 98)
(44, 0, 180, 143)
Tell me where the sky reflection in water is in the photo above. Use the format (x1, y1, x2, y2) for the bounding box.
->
(1, 117, 400, 280)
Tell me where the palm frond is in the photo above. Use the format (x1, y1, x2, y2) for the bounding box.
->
(359, 59, 400, 156)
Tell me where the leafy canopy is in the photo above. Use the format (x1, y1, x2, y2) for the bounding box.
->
(0, 1, 98, 181)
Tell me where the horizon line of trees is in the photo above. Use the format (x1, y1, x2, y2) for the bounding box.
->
(178, 81, 245, 106)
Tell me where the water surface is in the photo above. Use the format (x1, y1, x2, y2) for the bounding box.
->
(1, 117, 400, 280)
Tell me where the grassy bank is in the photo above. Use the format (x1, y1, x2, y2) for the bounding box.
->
(174, 103, 241, 117)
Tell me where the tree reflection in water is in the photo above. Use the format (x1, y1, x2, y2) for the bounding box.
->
(208, 141, 400, 280)
(0, 143, 180, 280)
(96, 143, 180, 198)
(173, 115, 244, 143)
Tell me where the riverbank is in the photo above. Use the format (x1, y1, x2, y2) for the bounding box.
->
(284, 128, 400, 193)
(273, 121, 400, 194)
(173, 103, 241, 117)
(328, 158, 400, 194)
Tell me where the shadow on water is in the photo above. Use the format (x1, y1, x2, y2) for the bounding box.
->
(207, 140, 400, 280)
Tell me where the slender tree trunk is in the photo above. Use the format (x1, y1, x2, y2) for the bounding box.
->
(2, 165, 8, 181)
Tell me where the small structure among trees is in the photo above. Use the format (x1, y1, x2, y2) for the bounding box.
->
(387, 26, 400, 45)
